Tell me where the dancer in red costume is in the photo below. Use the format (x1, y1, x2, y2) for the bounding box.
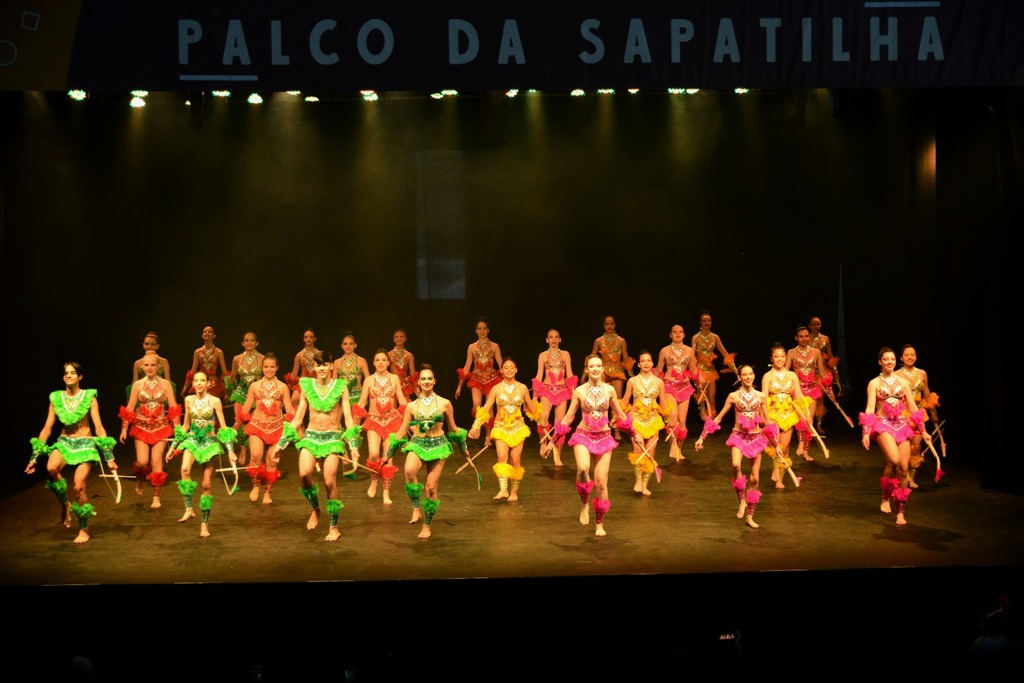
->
(388, 328, 418, 401)
(785, 325, 832, 462)
(182, 325, 228, 399)
(456, 318, 502, 448)
(808, 315, 842, 433)
(470, 358, 541, 502)
(691, 311, 732, 421)
(120, 352, 180, 508)
(238, 353, 294, 504)
(131, 331, 171, 387)
(285, 327, 321, 410)
(859, 348, 932, 526)
(557, 355, 631, 537)
(695, 365, 776, 529)
(533, 328, 575, 467)
(27, 362, 117, 544)
(358, 349, 408, 506)
(655, 324, 698, 461)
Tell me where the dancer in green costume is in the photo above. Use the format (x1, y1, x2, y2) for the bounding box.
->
(271, 351, 360, 542)
(27, 362, 117, 544)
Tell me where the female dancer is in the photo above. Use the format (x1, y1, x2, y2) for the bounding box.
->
(170, 371, 236, 538)
(556, 355, 631, 537)
(358, 349, 408, 505)
(808, 316, 841, 432)
(239, 353, 295, 504)
(694, 365, 775, 529)
(655, 324, 698, 460)
(388, 365, 467, 539)
(592, 315, 632, 441)
(226, 331, 264, 464)
(272, 351, 360, 542)
(899, 344, 939, 488)
(533, 328, 575, 467)
(286, 327, 321, 408)
(470, 358, 541, 502)
(388, 328, 418, 401)
(785, 326, 831, 461)
(182, 326, 228, 399)
(333, 333, 370, 405)
(691, 311, 732, 421)
(456, 318, 502, 447)
(622, 351, 671, 496)
(128, 332, 171, 399)
(761, 343, 812, 489)
(27, 362, 116, 544)
(120, 352, 181, 508)
(859, 347, 932, 526)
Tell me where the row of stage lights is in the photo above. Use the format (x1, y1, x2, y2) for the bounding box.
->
(65, 87, 752, 106)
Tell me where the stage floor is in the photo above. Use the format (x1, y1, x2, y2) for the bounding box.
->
(5, 429, 1022, 676)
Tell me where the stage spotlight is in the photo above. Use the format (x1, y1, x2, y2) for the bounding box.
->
(360, 90, 378, 101)
(129, 95, 146, 108)
(570, 89, 585, 97)
(67, 89, 87, 101)
(505, 89, 519, 98)
(247, 92, 263, 104)
(211, 90, 231, 98)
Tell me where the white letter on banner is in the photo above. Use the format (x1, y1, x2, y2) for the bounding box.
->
(918, 16, 944, 61)
(498, 19, 525, 64)
(271, 20, 290, 66)
(450, 19, 478, 65)
(760, 18, 781, 63)
(579, 19, 604, 64)
(832, 18, 850, 62)
(713, 18, 740, 63)
(624, 18, 651, 63)
(179, 20, 201, 65)
(358, 19, 394, 65)
(870, 16, 898, 61)
(670, 19, 693, 63)
(223, 19, 251, 65)
(310, 19, 339, 65)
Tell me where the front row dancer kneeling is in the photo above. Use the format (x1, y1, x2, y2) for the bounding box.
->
(694, 365, 778, 529)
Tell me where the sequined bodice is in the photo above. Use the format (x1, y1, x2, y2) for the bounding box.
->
(735, 389, 762, 419)
(666, 345, 691, 371)
(389, 348, 409, 371)
(370, 374, 396, 411)
(189, 395, 214, 428)
(768, 371, 794, 398)
(877, 374, 906, 410)
(793, 347, 816, 376)
(299, 348, 319, 376)
(496, 382, 524, 416)
(472, 343, 495, 370)
(139, 380, 167, 409)
(582, 385, 610, 416)
(198, 346, 218, 374)
(544, 351, 565, 375)
(336, 356, 362, 384)
(632, 376, 660, 409)
(256, 379, 281, 413)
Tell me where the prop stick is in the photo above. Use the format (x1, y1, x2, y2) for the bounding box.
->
(924, 439, 944, 481)
(635, 438, 663, 483)
(96, 460, 124, 504)
(793, 403, 830, 459)
(930, 413, 948, 458)
(456, 444, 490, 475)
(818, 382, 855, 428)
(765, 446, 800, 487)
(214, 465, 261, 473)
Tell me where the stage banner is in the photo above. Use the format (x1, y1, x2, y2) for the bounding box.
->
(2, 1, 1022, 91)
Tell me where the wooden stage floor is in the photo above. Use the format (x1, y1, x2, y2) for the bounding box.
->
(4, 429, 1022, 678)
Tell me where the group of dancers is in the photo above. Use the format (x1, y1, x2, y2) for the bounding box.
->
(27, 314, 942, 543)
